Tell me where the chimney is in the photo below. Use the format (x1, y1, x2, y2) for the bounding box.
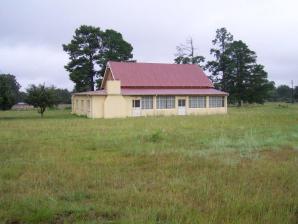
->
(106, 80, 121, 95)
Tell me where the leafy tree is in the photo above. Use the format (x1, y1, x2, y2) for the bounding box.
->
(53, 88, 71, 104)
(276, 85, 292, 102)
(17, 91, 27, 103)
(63, 25, 133, 92)
(266, 85, 278, 102)
(294, 86, 298, 101)
(0, 74, 21, 110)
(205, 27, 234, 89)
(25, 84, 55, 117)
(174, 38, 205, 66)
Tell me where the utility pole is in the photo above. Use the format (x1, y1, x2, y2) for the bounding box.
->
(291, 80, 294, 103)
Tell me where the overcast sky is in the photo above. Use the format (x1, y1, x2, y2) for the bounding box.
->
(1, 0, 297, 90)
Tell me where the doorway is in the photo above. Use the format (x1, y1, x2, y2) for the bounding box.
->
(132, 99, 141, 117)
(178, 99, 186, 115)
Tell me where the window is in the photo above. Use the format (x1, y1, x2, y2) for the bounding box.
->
(189, 96, 206, 108)
(141, 96, 153, 109)
(178, 99, 186, 107)
(76, 100, 79, 110)
(81, 100, 84, 111)
(86, 100, 90, 112)
(209, 96, 225, 108)
(157, 96, 175, 109)
(132, 99, 140, 108)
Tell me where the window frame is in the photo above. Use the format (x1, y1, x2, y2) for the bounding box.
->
(141, 96, 153, 109)
(156, 96, 175, 109)
(209, 96, 225, 108)
(189, 96, 206, 108)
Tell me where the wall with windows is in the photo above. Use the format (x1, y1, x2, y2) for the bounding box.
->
(72, 94, 227, 118)
(125, 95, 227, 117)
(71, 95, 92, 117)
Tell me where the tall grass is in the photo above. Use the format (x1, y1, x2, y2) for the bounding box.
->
(0, 103, 297, 223)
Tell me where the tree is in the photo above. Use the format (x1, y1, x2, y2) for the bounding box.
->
(223, 40, 255, 105)
(205, 27, 234, 89)
(25, 84, 55, 117)
(246, 64, 275, 104)
(17, 91, 27, 103)
(63, 25, 133, 92)
(52, 88, 71, 104)
(276, 85, 292, 102)
(0, 74, 21, 110)
(174, 38, 205, 66)
(224, 40, 272, 105)
(294, 86, 298, 101)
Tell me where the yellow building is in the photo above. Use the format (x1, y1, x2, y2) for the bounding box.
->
(72, 61, 228, 118)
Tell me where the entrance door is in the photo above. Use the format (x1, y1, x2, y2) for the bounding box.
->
(178, 99, 186, 115)
(132, 99, 141, 117)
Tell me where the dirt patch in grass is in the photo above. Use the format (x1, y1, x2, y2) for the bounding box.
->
(51, 209, 121, 223)
(260, 148, 298, 162)
(5, 220, 23, 224)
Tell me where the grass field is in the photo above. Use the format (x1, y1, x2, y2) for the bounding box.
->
(0, 103, 298, 223)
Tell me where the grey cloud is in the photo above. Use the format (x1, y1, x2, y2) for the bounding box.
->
(0, 0, 297, 90)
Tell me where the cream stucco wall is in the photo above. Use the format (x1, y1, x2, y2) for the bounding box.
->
(106, 80, 121, 95)
(72, 94, 228, 118)
(72, 95, 92, 117)
(72, 80, 228, 118)
(91, 96, 105, 118)
(104, 95, 127, 118)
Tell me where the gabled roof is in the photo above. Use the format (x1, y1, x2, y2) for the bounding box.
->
(106, 61, 214, 88)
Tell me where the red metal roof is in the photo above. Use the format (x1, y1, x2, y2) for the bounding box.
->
(121, 88, 227, 96)
(108, 61, 214, 88)
(73, 90, 106, 96)
(73, 88, 227, 96)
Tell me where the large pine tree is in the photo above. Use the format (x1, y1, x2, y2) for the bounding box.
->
(205, 27, 234, 89)
(63, 25, 133, 92)
(224, 41, 273, 105)
(207, 28, 273, 105)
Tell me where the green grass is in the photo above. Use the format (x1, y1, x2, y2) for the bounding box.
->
(0, 103, 298, 223)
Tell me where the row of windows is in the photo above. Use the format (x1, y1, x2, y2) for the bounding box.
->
(75, 99, 90, 112)
(135, 96, 225, 109)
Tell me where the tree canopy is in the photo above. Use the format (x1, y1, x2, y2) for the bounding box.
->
(0, 74, 21, 110)
(63, 25, 133, 92)
(205, 27, 234, 88)
(206, 28, 273, 105)
(25, 84, 56, 117)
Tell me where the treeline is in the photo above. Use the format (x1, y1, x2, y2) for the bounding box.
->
(173, 28, 291, 105)
(268, 85, 298, 102)
(1, 26, 296, 114)
(0, 74, 71, 115)
(63, 25, 296, 106)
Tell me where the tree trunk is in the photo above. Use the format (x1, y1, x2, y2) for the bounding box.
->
(90, 71, 94, 91)
(89, 56, 94, 91)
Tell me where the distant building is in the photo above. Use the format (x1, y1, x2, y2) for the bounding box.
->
(12, 102, 34, 110)
(72, 61, 228, 118)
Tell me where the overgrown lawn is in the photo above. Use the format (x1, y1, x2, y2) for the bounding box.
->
(0, 104, 298, 223)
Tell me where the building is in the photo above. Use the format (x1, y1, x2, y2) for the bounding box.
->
(11, 102, 34, 110)
(71, 61, 228, 118)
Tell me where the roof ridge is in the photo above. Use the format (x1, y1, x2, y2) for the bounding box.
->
(108, 61, 199, 66)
